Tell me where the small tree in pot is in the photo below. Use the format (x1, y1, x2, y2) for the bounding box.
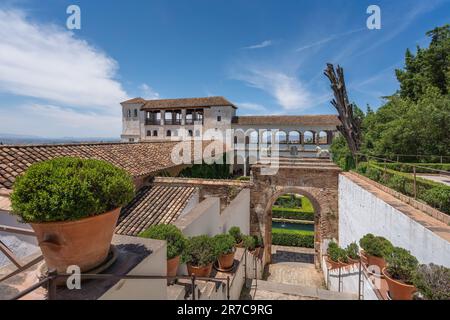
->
(383, 247, 419, 300)
(11, 157, 134, 274)
(360, 234, 393, 271)
(345, 242, 360, 264)
(327, 241, 347, 269)
(412, 263, 450, 300)
(140, 224, 186, 277)
(228, 226, 243, 247)
(182, 235, 217, 277)
(213, 234, 236, 270)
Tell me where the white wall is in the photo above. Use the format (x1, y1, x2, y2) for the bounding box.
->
(339, 174, 450, 267)
(220, 188, 250, 235)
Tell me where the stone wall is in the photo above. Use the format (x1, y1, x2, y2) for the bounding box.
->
(250, 164, 341, 265)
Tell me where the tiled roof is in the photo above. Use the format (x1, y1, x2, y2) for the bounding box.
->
(232, 115, 340, 126)
(136, 96, 236, 110)
(121, 97, 146, 104)
(0, 141, 211, 190)
(115, 185, 197, 236)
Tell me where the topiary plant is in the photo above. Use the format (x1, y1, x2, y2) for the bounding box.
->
(228, 226, 243, 244)
(11, 157, 135, 223)
(359, 233, 375, 252)
(413, 263, 450, 300)
(360, 234, 393, 258)
(345, 242, 360, 260)
(139, 224, 186, 259)
(182, 235, 217, 267)
(242, 235, 256, 251)
(386, 247, 419, 284)
(327, 241, 347, 263)
(213, 234, 236, 256)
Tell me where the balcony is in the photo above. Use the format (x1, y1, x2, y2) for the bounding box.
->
(164, 119, 182, 125)
(145, 119, 161, 125)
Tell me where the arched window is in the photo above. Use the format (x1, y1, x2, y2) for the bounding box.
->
(188, 130, 193, 137)
(275, 131, 287, 144)
(133, 109, 138, 117)
(288, 131, 300, 144)
(153, 130, 158, 137)
(318, 131, 328, 144)
(166, 130, 172, 137)
(248, 130, 258, 144)
(127, 109, 131, 118)
(303, 131, 314, 144)
(146, 130, 151, 136)
(262, 131, 272, 144)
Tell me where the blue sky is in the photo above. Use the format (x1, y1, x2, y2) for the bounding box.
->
(0, 0, 449, 138)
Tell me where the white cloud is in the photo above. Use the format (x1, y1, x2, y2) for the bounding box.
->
(139, 83, 160, 100)
(0, 104, 120, 138)
(0, 9, 128, 110)
(295, 28, 365, 53)
(243, 40, 273, 50)
(231, 67, 311, 111)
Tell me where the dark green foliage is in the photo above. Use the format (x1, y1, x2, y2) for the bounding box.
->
(253, 234, 263, 247)
(271, 229, 314, 248)
(228, 226, 243, 244)
(178, 154, 232, 179)
(413, 263, 450, 300)
(182, 235, 217, 267)
(422, 187, 450, 214)
(359, 234, 393, 258)
(236, 176, 250, 181)
(139, 224, 186, 259)
(380, 163, 450, 173)
(386, 247, 419, 284)
(359, 233, 375, 251)
(271, 207, 314, 221)
(11, 157, 135, 223)
(242, 235, 256, 251)
(213, 234, 236, 255)
(274, 194, 302, 209)
(345, 242, 360, 260)
(330, 135, 356, 171)
(327, 241, 348, 263)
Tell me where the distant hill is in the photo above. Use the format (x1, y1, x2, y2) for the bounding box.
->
(0, 133, 120, 145)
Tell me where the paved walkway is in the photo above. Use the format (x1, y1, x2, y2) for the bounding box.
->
(417, 174, 450, 186)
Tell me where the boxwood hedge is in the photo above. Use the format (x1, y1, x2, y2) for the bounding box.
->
(272, 206, 314, 221)
(271, 229, 314, 248)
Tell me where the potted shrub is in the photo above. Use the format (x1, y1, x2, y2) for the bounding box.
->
(139, 224, 186, 277)
(326, 241, 347, 269)
(243, 235, 256, 252)
(360, 234, 393, 271)
(251, 235, 263, 256)
(359, 233, 375, 265)
(345, 242, 360, 264)
(382, 247, 419, 300)
(10, 157, 134, 274)
(228, 226, 243, 247)
(182, 235, 217, 277)
(213, 234, 236, 270)
(412, 263, 450, 300)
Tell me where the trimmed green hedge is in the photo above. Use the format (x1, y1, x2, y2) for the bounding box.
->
(377, 162, 450, 174)
(271, 229, 314, 248)
(272, 206, 314, 221)
(236, 176, 250, 181)
(356, 162, 450, 215)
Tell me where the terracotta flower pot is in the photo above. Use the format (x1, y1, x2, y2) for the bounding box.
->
(187, 263, 213, 277)
(382, 268, 416, 300)
(360, 250, 369, 265)
(31, 208, 120, 274)
(347, 257, 360, 265)
(218, 251, 235, 270)
(167, 255, 180, 277)
(367, 254, 387, 272)
(327, 257, 343, 270)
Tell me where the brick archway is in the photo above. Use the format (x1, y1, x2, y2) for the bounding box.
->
(250, 161, 340, 267)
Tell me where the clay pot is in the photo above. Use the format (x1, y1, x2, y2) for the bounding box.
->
(187, 263, 213, 277)
(218, 251, 235, 270)
(347, 257, 360, 265)
(382, 268, 416, 300)
(367, 254, 387, 272)
(327, 257, 343, 270)
(360, 251, 369, 265)
(167, 255, 180, 277)
(250, 247, 261, 257)
(31, 208, 120, 273)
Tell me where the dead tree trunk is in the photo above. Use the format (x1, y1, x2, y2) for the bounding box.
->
(324, 63, 362, 156)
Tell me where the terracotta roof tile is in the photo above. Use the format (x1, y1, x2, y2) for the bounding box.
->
(115, 185, 197, 236)
(232, 115, 340, 126)
(0, 141, 218, 190)
(137, 96, 236, 110)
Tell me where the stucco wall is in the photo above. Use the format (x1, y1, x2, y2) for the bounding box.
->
(339, 173, 450, 267)
(220, 188, 250, 235)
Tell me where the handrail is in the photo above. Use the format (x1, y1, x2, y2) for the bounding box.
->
(10, 269, 231, 300)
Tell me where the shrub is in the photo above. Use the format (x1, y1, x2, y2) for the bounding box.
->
(253, 234, 263, 248)
(213, 234, 236, 256)
(413, 263, 450, 300)
(236, 176, 250, 181)
(271, 229, 314, 248)
(139, 224, 186, 259)
(228, 226, 243, 244)
(422, 187, 450, 214)
(345, 242, 360, 260)
(386, 247, 418, 284)
(327, 241, 347, 263)
(242, 235, 256, 251)
(360, 234, 393, 258)
(182, 235, 217, 267)
(11, 157, 135, 223)
(271, 207, 314, 221)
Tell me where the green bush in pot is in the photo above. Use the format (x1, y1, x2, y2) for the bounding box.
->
(11, 157, 135, 222)
(182, 235, 217, 267)
(385, 247, 419, 283)
(361, 235, 393, 258)
(327, 241, 347, 263)
(413, 263, 450, 300)
(345, 242, 360, 260)
(213, 234, 236, 256)
(228, 226, 243, 245)
(139, 224, 186, 259)
(242, 235, 256, 251)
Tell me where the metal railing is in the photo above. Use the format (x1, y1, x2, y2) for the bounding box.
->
(10, 269, 231, 300)
(0, 224, 43, 283)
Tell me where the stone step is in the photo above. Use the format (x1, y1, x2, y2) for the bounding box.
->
(253, 280, 357, 300)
